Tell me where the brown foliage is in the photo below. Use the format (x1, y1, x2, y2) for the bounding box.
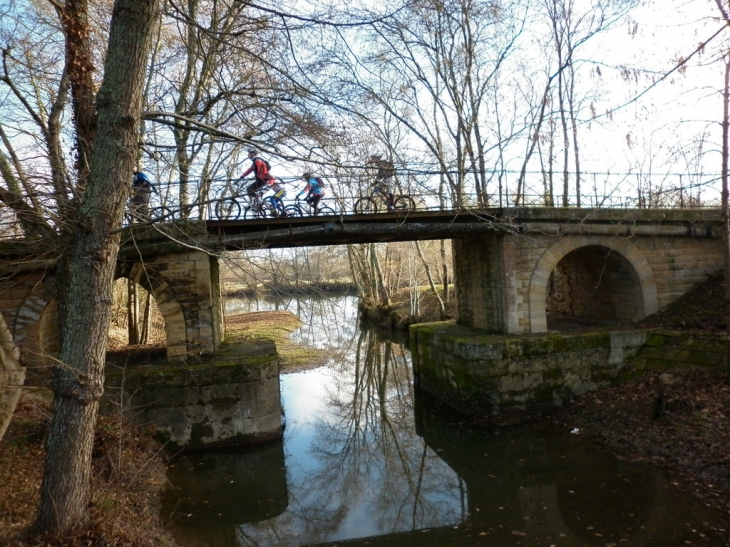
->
(556, 370, 730, 518)
(0, 394, 178, 547)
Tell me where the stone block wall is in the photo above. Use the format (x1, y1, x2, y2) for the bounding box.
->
(103, 341, 282, 450)
(453, 228, 724, 335)
(122, 250, 222, 360)
(452, 233, 506, 332)
(0, 269, 58, 370)
(632, 237, 724, 311)
(410, 321, 651, 417)
(625, 330, 727, 375)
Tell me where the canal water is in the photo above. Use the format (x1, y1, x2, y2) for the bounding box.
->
(161, 295, 729, 547)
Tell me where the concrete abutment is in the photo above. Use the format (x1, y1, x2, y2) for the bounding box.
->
(410, 322, 727, 418)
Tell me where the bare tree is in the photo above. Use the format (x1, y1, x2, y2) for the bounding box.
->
(535, 0, 638, 207)
(318, 0, 528, 207)
(0, 0, 161, 535)
(713, 0, 730, 361)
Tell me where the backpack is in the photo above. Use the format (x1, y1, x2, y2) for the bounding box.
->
(314, 176, 325, 188)
(254, 157, 271, 170)
(253, 157, 271, 178)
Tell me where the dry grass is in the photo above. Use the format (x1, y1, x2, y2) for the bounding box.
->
(223, 311, 327, 372)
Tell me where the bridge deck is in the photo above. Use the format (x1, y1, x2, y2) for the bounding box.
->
(0, 207, 722, 262)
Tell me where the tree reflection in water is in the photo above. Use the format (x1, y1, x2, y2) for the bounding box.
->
(167, 295, 730, 547)
(235, 320, 464, 546)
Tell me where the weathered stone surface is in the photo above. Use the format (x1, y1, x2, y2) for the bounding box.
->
(410, 321, 653, 416)
(411, 322, 727, 418)
(626, 330, 727, 376)
(102, 341, 282, 450)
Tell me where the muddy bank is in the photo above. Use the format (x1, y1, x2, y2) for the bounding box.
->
(553, 369, 730, 519)
(548, 272, 730, 518)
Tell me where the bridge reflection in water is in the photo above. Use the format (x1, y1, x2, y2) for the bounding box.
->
(160, 296, 728, 547)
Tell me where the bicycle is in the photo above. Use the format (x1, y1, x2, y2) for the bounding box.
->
(214, 178, 248, 220)
(126, 201, 172, 224)
(244, 187, 299, 219)
(291, 195, 337, 217)
(215, 178, 298, 220)
(353, 186, 416, 214)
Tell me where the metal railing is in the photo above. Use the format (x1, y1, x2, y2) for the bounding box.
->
(1, 185, 723, 241)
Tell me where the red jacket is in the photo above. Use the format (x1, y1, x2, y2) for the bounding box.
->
(241, 157, 269, 180)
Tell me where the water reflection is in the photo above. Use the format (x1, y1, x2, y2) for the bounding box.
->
(161, 441, 288, 547)
(231, 325, 464, 546)
(224, 293, 359, 350)
(412, 391, 727, 546)
(164, 295, 729, 547)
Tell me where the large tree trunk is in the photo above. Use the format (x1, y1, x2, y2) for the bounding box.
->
(32, 0, 159, 535)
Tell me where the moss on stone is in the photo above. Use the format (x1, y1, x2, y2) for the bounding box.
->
(643, 334, 666, 347)
(532, 384, 556, 404)
(542, 368, 563, 381)
(411, 321, 727, 417)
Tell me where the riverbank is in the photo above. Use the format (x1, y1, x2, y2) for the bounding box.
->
(0, 392, 178, 547)
(548, 272, 730, 519)
(0, 310, 316, 546)
(553, 368, 730, 519)
(359, 285, 456, 331)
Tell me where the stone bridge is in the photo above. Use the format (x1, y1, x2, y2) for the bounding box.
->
(0, 207, 723, 370)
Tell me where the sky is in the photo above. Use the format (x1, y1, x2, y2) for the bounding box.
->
(563, 0, 726, 202)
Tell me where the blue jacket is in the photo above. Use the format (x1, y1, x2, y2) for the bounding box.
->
(299, 177, 324, 197)
(133, 172, 155, 191)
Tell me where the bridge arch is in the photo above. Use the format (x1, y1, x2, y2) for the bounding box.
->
(116, 262, 188, 360)
(528, 236, 658, 333)
(12, 274, 59, 372)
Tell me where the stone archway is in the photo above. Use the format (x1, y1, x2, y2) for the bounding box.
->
(121, 262, 188, 361)
(528, 236, 658, 333)
(11, 273, 59, 373)
(0, 311, 23, 441)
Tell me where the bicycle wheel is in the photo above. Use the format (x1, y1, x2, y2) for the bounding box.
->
(354, 197, 378, 214)
(166, 205, 196, 220)
(284, 205, 302, 217)
(268, 198, 287, 218)
(215, 198, 241, 220)
(393, 195, 416, 212)
(150, 206, 171, 221)
(315, 205, 336, 216)
(243, 204, 267, 219)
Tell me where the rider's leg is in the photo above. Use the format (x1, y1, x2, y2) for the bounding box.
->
(246, 182, 257, 198)
(247, 178, 266, 198)
(309, 195, 321, 215)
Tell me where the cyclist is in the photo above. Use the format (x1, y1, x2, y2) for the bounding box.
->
(130, 170, 157, 221)
(297, 172, 326, 215)
(239, 148, 271, 200)
(265, 176, 288, 217)
(368, 154, 395, 210)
